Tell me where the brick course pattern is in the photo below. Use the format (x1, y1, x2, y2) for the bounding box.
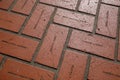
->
(12, 0, 36, 15)
(0, 10, 26, 32)
(96, 4, 118, 38)
(68, 30, 115, 59)
(88, 57, 120, 80)
(0, 59, 54, 80)
(0, 31, 39, 61)
(0, 0, 120, 80)
(23, 4, 55, 38)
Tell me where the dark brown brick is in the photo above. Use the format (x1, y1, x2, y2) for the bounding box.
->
(0, 31, 39, 61)
(68, 30, 116, 59)
(79, 0, 99, 15)
(88, 57, 120, 80)
(0, 10, 26, 32)
(96, 4, 118, 38)
(12, 0, 36, 15)
(35, 24, 68, 68)
(0, 59, 54, 80)
(57, 50, 88, 80)
(40, 0, 78, 10)
(54, 9, 95, 32)
(23, 4, 54, 38)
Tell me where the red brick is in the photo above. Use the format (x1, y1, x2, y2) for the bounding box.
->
(102, 0, 120, 6)
(0, 31, 39, 61)
(68, 30, 116, 59)
(12, 0, 36, 15)
(88, 57, 120, 80)
(57, 50, 88, 80)
(0, 59, 54, 80)
(118, 32, 120, 60)
(23, 4, 54, 38)
(40, 0, 78, 10)
(35, 24, 68, 68)
(0, 10, 26, 32)
(96, 4, 118, 38)
(79, 0, 99, 15)
(54, 9, 95, 32)
(0, 55, 3, 63)
(0, 0, 14, 9)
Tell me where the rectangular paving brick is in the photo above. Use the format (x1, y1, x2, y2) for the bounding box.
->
(40, 0, 78, 10)
(35, 24, 68, 68)
(0, 31, 39, 61)
(57, 50, 88, 80)
(23, 4, 54, 38)
(0, 10, 26, 32)
(68, 30, 116, 59)
(12, 0, 36, 15)
(0, 0, 14, 9)
(79, 0, 99, 15)
(88, 57, 120, 80)
(54, 9, 95, 32)
(102, 0, 120, 6)
(96, 4, 118, 38)
(0, 59, 54, 80)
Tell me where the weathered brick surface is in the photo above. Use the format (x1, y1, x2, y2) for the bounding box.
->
(0, 0, 14, 9)
(88, 57, 120, 80)
(54, 9, 95, 32)
(102, 0, 120, 6)
(0, 31, 39, 61)
(40, 0, 78, 10)
(0, 1, 120, 80)
(23, 4, 54, 38)
(68, 30, 116, 59)
(96, 4, 118, 38)
(35, 24, 68, 68)
(12, 0, 36, 15)
(0, 59, 54, 80)
(57, 50, 88, 80)
(79, 0, 99, 15)
(0, 10, 26, 32)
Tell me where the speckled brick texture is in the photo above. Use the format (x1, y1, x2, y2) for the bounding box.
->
(0, 0, 120, 80)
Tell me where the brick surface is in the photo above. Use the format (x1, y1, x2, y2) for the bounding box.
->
(0, 10, 26, 32)
(0, 1, 120, 80)
(35, 24, 68, 68)
(0, 59, 54, 80)
(118, 32, 120, 60)
(96, 4, 118, 38)
(0, 55, 3, 63)
(88, 57, 120, 80)
(57, 50, 88, 80)
(79, 0, 99, 15)
(68, 30, 116, 59)
(40, 0, 78, 10)
(0, 0, 14, 9)
(0, 31, 39, 61)
(23, 4, 54, 38)
(102, 0, 120, 6)
(54, 9, 95, 32)
(12, 0, 36, 15)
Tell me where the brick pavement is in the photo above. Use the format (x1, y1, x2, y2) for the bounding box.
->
(0, 0, 120, 80)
